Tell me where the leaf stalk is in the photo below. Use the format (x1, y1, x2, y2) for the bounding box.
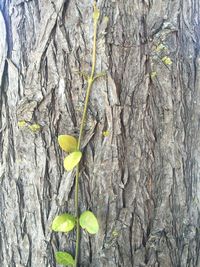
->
(74, 2, 100, 266)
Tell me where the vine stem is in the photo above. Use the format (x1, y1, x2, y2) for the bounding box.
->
(74, 2, 99, 266)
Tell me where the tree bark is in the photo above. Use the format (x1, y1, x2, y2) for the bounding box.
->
(0, 0, 200, 266)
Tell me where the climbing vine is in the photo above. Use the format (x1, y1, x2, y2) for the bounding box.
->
(51, 2, 106, 266)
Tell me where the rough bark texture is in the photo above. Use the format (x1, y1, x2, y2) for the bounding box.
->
(0, 0, 200, 266)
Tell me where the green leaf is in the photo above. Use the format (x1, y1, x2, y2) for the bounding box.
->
(64, 151, 82, 171)
(55, 251, 75, 266)
(80, 210, 99, 234)
(58, 135, 78, 153)
(52, 213, 75, 232)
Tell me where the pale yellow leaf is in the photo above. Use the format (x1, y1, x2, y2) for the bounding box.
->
(64, 151, 82, 171)
(58, 135, 78, 153)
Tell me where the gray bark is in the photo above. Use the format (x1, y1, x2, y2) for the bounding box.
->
(0, 0, 200, 267)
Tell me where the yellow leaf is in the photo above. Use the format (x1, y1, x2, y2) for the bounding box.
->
(103, 16, 109, 23)
(64, 151, 82, 171)
(155, 43, 167, 52)
(112, 230, 119, 237)
(150, 71, 157, 79)
(93, 2, 100, 21)
(18, 120, 27, 127)
(58, 135, 78, 153)
(103, 130, 110, 137)
(29, 124, 41, 132)
(162, 56, 172, 65)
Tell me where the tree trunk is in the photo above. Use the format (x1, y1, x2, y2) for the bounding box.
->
(0, 0, 199, 266)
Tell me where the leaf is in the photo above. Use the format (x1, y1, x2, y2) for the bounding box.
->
(64, 151, 82, 171)
(58, 135, 78, 153)
(55, 251, 75, 266)
(18, 120, 27, 127)
(112, 230, 119, 237)
(103, 130, 110, 137)
(28, 124, 41, 132)
(162, 56, 172, 65)
(150, 71, 157, 79)
(80, 210, 99, 234)
(52, 213, 76, 232)
(155, 43, 167, 52)
(93, 2, 100, 21)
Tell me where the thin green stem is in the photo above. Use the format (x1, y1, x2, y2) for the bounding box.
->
(74, 2, 99, 266)
(74, 80, 92, 267)
(91, 20, 98, 78)
(74, 165, 80, 267)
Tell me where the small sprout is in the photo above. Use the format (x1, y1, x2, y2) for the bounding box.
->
(18, 120, 27, 127)
(74, 70, 89, 80)
(52, 213, 76, 232)
(80, 210, 99, 234)
(52, 3, 103, 265)
(93, 2, 100, 21)
(79, 71, 89, 80)
(112, 230, 119, 237)
(94, 72, 107, 81)
(103, 130, 110, 137)
(155, 43, 167, 52)
(58, 135, 78, 153)
(162, 56, 172, 65)
(103, 16, 109, 24)
(55, 252, 75, 266)
(64, 151, 82, 171)
(28, 123, 41, 132)
(150, 71, 157, 79)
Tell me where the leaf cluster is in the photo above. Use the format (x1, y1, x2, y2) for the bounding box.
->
(58, 135, 82, 171)
(52, 136, 99, 266)
(52, 2, 102, 266)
